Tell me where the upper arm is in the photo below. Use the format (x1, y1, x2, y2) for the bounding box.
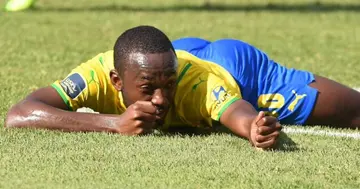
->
(51, 71, 92, 111)
(26, 86, 69, 110)
(202, 73, 242, 122)
(26, 52, 109, 113)
(50, 55, 106, 111)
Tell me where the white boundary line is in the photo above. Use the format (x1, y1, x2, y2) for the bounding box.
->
(283, 87, 360, 139)
(283, 127, 360, 140)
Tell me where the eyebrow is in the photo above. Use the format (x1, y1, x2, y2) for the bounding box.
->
(140, 75, 153, 81)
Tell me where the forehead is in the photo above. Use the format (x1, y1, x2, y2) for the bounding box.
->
(125, 51, 177, 78)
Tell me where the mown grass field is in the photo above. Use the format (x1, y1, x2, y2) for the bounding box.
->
(1, 0, 360, 188)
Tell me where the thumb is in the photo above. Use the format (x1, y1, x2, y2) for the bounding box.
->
(251, 111, 265, 150)
(254, 111, 265, 125)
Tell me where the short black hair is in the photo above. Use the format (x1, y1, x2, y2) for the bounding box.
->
(113, 25, 175, 75)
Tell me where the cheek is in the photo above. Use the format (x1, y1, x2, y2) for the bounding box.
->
(121, 90, 135, 107)
(121, 85, 139, 105)
(122, 86, 152, 103)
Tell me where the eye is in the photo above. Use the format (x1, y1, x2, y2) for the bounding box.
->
(141, 85, 154, 94)
(141, 85, 150, 90)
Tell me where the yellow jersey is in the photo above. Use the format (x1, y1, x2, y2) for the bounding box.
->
(51, 50, 241, 128)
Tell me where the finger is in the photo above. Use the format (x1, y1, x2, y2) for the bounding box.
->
(135, 119, 156, 130)
(256, 130, 280, 143)
(255, 138, 277, 149)
(257, 116, 278, 126)
(254, 111, 266, 124)
(257, 123, 282, 135)
(134, 111, 159, 122)
(132, 101, 157, 114)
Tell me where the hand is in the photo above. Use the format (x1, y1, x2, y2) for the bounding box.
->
(114, 101, 160, 135)
(250, 111, 282, 150)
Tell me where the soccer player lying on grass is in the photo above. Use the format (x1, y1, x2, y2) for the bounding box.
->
(5, 26, 360, 150)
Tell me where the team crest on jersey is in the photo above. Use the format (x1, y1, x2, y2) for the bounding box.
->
(212, 86, 231, 108)
(60, 73, 87, 99)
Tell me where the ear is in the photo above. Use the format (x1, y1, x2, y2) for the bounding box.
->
(110, 69, 122, 91)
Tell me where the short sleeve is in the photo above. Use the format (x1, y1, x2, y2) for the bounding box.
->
(51, 56, 103, 111)
(202, 73, 241, 121)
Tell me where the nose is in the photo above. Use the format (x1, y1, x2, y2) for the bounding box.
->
(151, 89, 167, 111)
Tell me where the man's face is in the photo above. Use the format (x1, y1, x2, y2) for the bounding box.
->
(120, 50, 177, 122)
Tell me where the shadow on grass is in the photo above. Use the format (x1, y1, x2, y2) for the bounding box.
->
(160, 126, 215, 137)
(2, 125, 299, 152)
(31, 2, 360, 13)
(160, 125, 299, 152)
(273, 131, 299, 152)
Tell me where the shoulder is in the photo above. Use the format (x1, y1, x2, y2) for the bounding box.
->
(86, 50, 114, 70)
(74, 50, 113, 80)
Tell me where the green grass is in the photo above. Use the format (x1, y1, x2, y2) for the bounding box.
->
(1, 0, 360, 188)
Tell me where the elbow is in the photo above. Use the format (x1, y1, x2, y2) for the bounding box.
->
(4, 104, 27, 128)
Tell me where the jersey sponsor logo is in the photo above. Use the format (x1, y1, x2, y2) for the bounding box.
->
(192, 77, 206, 91)
(212, 86, 232, 108)
(60, 73, 87, 99)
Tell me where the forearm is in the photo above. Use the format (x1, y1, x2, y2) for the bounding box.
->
(5, 100, 118, 133)
(224, 111, 256, 139)
(219, 100, 258, 140)
(219, 100, 281, 149)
